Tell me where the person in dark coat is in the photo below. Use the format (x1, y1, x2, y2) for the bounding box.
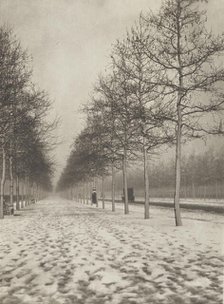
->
(91, 188, 97, 205)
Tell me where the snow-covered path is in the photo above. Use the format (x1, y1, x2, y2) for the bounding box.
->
(0, 198, 223, 304)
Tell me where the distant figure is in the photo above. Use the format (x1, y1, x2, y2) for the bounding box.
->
(91, 188, 97, 205)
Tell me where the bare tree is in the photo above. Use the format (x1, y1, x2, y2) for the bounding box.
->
(97, 57, 140, 215)
(0, 27, 31, 217)
(122, 24, 175, 219)
(139, 0, 224, 225)
(0, 26, 55, 218)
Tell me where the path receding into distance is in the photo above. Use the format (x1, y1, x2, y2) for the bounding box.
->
(0, 198, 223, 304)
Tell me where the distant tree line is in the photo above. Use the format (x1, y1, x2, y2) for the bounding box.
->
(0, 26, 55, 218)
(152, 148, 224, 189)
(57, 0, 224, 226)
(101, 146, 224, 200)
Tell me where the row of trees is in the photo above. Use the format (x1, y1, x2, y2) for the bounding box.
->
(0, 26, 54, 218)
(57, 0, 224, 226)
(97, 146, 224, 200)
(151, 148, 224, 188)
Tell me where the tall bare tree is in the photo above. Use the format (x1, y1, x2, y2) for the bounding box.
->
(139, 0, 224, 225)
(115, 24, 174, 219)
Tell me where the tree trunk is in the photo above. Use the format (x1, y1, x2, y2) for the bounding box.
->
(22, 179, 25, 207)
(9, 155, 14, 211)
(174, 0, 183, 226)
(111, 162, 115, 212)
(192, 181, 195, 199)
(81, 186, 84, 204)
(33, 183, 36, 202)
(88, 182, 92, 205)
(203, 184, 207, 200)
(122, 149, 129, 214)
(87, 183, 90, 204)
(77, 186, 79, 203)
(84, 184, 87, 204)
(102, 176, 105, 209)
(83, 186, 86, 204)
(79, 186, 81, 203)
(215, 181, 218, 201)
(16, 174, 20, 210)
(85, 184, 88, 204)
(174, 104, 183, 226)
(25, 177, 29, 206)
(29, 181, 32, 205)
(0, 145, 6, 219)
(36, 183, 39, 202)
(143, 145, 150, 219)
(70, 187, 72, 201)
(85, 185, 87, 204)
(21, 179, 24, 208)
(95, 179, 98, 207)
(184, 176, 187, 199)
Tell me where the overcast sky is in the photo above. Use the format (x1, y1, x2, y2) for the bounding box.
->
(0, 0, 223, 183)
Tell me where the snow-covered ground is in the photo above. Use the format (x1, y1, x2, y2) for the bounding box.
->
(0, 197, 223, 304)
